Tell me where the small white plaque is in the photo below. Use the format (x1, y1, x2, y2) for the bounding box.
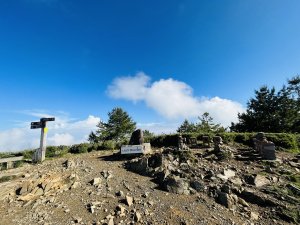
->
(121, 145, 144, 154)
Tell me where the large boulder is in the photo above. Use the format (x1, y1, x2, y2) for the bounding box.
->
(164, 175, 190, 195)
(129, 129, 144, 145)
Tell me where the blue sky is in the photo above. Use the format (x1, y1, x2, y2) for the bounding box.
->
(1, 0, 300, 151)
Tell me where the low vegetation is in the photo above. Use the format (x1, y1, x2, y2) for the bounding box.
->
(0, 175, 16, 183)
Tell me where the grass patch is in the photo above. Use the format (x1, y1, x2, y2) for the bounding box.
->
(289, 174, 300, 188)
(0, 175, 17, 183)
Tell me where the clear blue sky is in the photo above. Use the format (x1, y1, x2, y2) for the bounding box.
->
(0, 0, 300, 150)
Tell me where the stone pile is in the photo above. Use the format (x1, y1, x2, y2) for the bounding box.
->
(177, 134, 189, 151)
(125, 147, 287, 218)
(253, 132, 276, 160)
(213, 136, 234, 160)
(15, 172, 79, 202)
(202, 135, 211, 147)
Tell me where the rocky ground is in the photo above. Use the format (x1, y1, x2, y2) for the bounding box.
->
(0, 146, 299, 225)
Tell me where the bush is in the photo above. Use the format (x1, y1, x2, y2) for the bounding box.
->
(149, 132, 299, 152)
(150, 134, 178, 147)
(0, 175, 16, 183)
(0, 153, 15, 159)
(265, 133, 298, 151)
(101, 140, 117, 150)
(14, 160, 23, 168)
(46, 145, 69, 158)
(87, 143, 100, 152)
(69, 143, 90, 154)
(21, 149, 35, 160)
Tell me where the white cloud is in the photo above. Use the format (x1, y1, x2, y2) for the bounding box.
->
(107, 72, 150, 102)
(48, 133, 75, 146)
(137, 122, 179, 134)
(108, 72, 245, 127)
(0, 113, 100, 152)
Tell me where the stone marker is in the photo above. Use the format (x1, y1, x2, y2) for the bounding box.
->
(202, 135, 210, 147)
(213, 136, 223, 152)
(129, 129, 144, 145)
(178, 134, 189, 151)
(253, 132, 276, 160)
(187, 137, 197, 145)
(122, 129, 152, 154)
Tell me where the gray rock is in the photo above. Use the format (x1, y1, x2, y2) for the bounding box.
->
(34, 188, 44, 196)
(254, 174, 270, 187)
(126, 157, 149, 175)
(230, 177, 243, 186)
(18, 181, 30, 195)
(250, 211, 259, 220)
(216, 191, 235, 209)
(164, 176, 190, 194)
(125, 195, 133, 206)
(73, 217, 82, 223)
(116, 204, 126, 215)
(71, 181, 81, 189)
(190, 180, 205, 192)
(134, 211, 142, 222)
(90, 178, 102, 186)
(116, 190, 124, 197)
(64, 160, 75, 169)
(129, 129, 144, 145)
(101, 170, 113, 179)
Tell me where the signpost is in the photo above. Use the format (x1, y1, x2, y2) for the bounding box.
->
(31, 117, 55, 163)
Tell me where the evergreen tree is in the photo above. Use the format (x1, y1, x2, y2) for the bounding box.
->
(287, 75, 300, 132)
(90, 107, 136, 142)
(177, 119, 196, 133)
(231, 76, 300, 133)
(88, 131, 98, 143)
(143, 129, 155, 142)
(196, 112, 225, 133)
(231, 86, 279, 132)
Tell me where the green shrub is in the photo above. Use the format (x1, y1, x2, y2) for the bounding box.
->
(149, 132, 299, 152)
(87, 143, 100, 152)
(69, 143, 89, 154)
(115, 139, 129, 149)
(150, 134, 178, 147)
(46, 145, 69, 158)
(0, 153, 15, 159)
(221, 133, 237, 144)
(21, 149, 35, 160)
(101, 140, 116, 150)
(265, 133, 298, 150)
(14, 160, 23, 168)
(0, 175, 16, 183)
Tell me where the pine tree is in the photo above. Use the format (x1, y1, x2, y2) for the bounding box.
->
(177, 119, 196, 133)
(90, 107, 136, 142)
(196, 112, 225, 133)
(231, 77, 300, 133)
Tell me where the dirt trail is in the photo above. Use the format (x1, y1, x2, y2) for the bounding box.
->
(0, 150, 296, 225)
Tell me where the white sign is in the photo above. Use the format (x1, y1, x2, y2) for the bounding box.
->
(121, 145, 144, 154)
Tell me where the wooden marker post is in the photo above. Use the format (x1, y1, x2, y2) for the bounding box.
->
(31, 117, 55, 163)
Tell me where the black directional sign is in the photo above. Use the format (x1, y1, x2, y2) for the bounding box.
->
(41, 117, 55, 122)
(31, 121, 42, 129)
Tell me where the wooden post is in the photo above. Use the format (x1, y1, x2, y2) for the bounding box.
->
(39, 126, 47, 162)
(31, 117, 55, 163)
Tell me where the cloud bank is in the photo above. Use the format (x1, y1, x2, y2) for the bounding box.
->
(0, 112, 100, 152)
(108, 72, 245, 127)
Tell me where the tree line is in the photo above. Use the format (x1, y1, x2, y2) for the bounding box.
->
(231, 75, 300, 133)
(89, 75, 300, 144)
